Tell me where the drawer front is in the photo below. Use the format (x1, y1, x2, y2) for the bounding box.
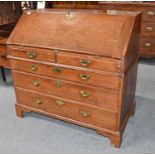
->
(0, 45, 7, 56)
(8, 47, 56, 62)
(10, 59, 121, 90)
(141, 22, 155, 37)
(57, 52, 121, 73)
(16, 88, 118, 130)
(142, 9, 155, 22)
(140, 37, 155, 53)
(13, 71, 119, 110)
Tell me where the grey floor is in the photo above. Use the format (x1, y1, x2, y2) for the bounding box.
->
(0, 59, 155, 153)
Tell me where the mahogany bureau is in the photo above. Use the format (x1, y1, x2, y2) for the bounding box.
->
(7, 9, 140, 148)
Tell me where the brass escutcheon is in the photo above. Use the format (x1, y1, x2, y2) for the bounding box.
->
(54, 80, 64, 88)
(80, 59, 91, 67)
(32, 79, 40, 86)
(80, 111, 90, 117)
(33, 97, 43, 105)
(56, 99, 65, 106)
(80, 74, 90, 80)
(30, 64, 38, 71)
(26, 51, 36, 59)
(53, 66, 61, 73)
(80, 90, 90, 97)
(65, 12, 75, 20)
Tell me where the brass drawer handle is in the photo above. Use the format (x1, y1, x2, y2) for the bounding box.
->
(144, 43, 152, 48)
(147, 11, 155, 16)
(26, 51, 36, 59)
(54, 80, 64, 88)
(80, 74, 90, 80)
(146, 27, 153, 32)
(56, 99, 65, 106)
(80, 111, 90, 117)
(53, 66, 61, 73)
(33, 97, 43, 105)
(80, 59, 91, 67)
(80, 90, 90, 97)
(32, 79, 40, 86)
(30, 64, 38, 71)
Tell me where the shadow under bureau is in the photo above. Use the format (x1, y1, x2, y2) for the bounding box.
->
(7, 9, 140, 147)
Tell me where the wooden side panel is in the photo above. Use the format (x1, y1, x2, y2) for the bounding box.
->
(120, 62, 138, 126)
(123, 12, 141, 73)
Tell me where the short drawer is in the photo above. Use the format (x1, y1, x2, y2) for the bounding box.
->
(141, 22, 155, 37)
(7, 46, 56, 62)
(57, 52, 121, 73)
(13, 71, 119, 110)
(140, 37, 155, 53)
(10, 59, 121, 90)
(16, 88, 118, 130)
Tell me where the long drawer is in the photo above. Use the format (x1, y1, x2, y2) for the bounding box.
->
(13, 71, 119, 110)
(10, 59, 121, 90)
(15, 87, 118, 130)
(7, 46, 56, 63)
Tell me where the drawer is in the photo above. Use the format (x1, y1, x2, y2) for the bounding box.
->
(141, 22, 155, 37)
(142, 10, 155, 22)
(0, 45, 7, 56)
(16, 88, 118, 130)
(13, 71, 119, 110)
(7, 46, 56, 63)
(10, 59, 121, 90)
(57, 52, 121, 73)
(140, 37, 155, 53)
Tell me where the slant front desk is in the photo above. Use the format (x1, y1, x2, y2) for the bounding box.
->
(7, 9, 140, 147)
